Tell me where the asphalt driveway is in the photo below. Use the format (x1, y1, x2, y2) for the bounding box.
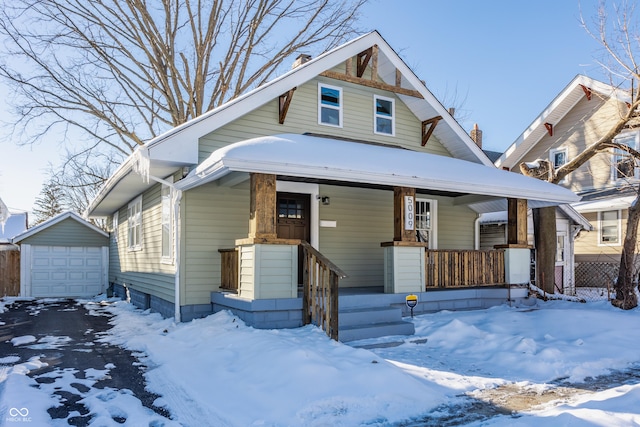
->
(0, 299, 172, 426)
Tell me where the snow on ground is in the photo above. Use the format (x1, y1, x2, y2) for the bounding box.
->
(2, 297, 640, 426)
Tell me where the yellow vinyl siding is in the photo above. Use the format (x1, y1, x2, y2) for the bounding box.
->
(575, 211, 626, 262)
(198, 74, 452, 162)
(317, 186, 392, 288)
(109, 183, 175, 303)
(181, 182, 249, 305)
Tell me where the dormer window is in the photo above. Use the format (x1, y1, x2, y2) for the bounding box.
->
(318, 83, 342, 127)
(612, 132, 639, 181)
(374, 95, 394, 135)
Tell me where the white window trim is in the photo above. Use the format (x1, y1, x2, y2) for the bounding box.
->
(161, 178, 174, 264)
(128, 195, 143, 251)
(549, 147, 567, 169)
(597, 209, 621, 247)
(611, 131, 640, 183)
(373, 94, 395, 136)
(318, 83, 343, 128)
(416, 197, 437, 249)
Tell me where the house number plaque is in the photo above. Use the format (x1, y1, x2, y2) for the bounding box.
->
(404, 196, 414, 230)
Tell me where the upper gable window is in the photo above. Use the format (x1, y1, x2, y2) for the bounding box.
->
(374, 95, 395, 136)
(550, 148, 567, 169)
(318, 83, 342, 127)
(612, 132, 639, 181)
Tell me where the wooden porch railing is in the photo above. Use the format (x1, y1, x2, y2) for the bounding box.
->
(425, 249, 505, 288)
(301, 241, 347, 341)
(218, 248, 239, 292)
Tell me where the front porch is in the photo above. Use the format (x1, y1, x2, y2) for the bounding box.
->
(211, 283, 531, 342)
(214, 243, 532, 342)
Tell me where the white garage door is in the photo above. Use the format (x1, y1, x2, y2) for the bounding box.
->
(30, 246, 106, 297)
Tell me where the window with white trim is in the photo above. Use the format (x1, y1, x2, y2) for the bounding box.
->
(550, 147, 567, 169)
(128, 196, 143, 251)
(374, 95, 395, 135)
(112, 211, 119, 243)
(612, 132, 639, 181)
(598, 210, 621, 245)
(318, 83, 342, 127)
(416, 198, 437, 248)
(161, 179, 173, 262)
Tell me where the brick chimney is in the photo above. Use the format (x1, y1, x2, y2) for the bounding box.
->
(470, 123, 482, 148)
(292, 54, 312, 69)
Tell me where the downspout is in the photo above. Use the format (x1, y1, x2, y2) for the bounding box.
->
(474, 214, 481, 250)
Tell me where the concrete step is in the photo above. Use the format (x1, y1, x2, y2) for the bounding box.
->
(339, 320, 415, 343)
(339, 306, 401, 327)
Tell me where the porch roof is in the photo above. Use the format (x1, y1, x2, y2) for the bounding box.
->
(177, 134, 580, 212)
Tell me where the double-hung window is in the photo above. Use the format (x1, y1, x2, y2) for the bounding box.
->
(161, 180, 173, 262)
(416, 198, 437, 248)
(612, 133, 639, 181)
(599, 210, 621, 245)
(318, 83, 342, 127)
(374, 95, 395, 135)
(128, 196, 143, 251)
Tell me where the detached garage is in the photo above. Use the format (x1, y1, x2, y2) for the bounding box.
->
(12, 212, 109, 298)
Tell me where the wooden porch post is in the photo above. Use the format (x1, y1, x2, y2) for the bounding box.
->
(394, 186, 416, 242)
(248, 173, 277, 241)
(507, 198, 528, 246)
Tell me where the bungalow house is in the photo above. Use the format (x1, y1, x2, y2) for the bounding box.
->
(495, 75, 634, 294)
(86, 31, 578, 341)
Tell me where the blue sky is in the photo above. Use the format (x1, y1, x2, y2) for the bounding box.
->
(0, 0, 607, 213)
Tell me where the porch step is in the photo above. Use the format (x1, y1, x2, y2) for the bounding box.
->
(339, 320, 415, 343)
(338, 306, 415, 342)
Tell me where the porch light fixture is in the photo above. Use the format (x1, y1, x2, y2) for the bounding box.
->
(321, 196, 330, 205)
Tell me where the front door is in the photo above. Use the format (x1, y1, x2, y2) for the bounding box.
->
(277, 193, 310, 284)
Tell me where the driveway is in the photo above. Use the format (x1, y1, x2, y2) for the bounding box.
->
(0, 299, 173, 426)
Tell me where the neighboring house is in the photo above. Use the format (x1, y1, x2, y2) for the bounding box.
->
(12, 211, 109, 298)
(86, 31, 578, 341)
(0, 211, 28, 250)
(495, 74, 635, 292)
(0, 210, 27, 297)
(479, 205, 592, 294)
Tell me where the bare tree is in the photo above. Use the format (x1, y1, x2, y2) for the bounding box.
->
(521, 0, 640, 309)
(0, 0, 367, 206)
(32, 179, 67, 225)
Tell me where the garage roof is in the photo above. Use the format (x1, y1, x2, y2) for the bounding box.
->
(12, 211, 108, 244)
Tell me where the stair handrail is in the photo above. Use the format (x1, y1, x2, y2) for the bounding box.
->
(300, 241, 347, 341)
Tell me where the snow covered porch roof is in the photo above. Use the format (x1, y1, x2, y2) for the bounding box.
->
(176, 134, 580, 212)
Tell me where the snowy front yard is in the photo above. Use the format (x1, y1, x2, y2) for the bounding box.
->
(2, 297, 640, 426)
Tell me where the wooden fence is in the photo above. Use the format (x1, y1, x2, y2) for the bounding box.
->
(425, 249, 505, 288)
(0, 249, 20, 296)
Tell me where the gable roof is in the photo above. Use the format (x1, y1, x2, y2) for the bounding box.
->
(12, 211, 107, 244)
(87, 31, 493, 217)
(495, 75, 629, 170)
(177, 134, 580, 213)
